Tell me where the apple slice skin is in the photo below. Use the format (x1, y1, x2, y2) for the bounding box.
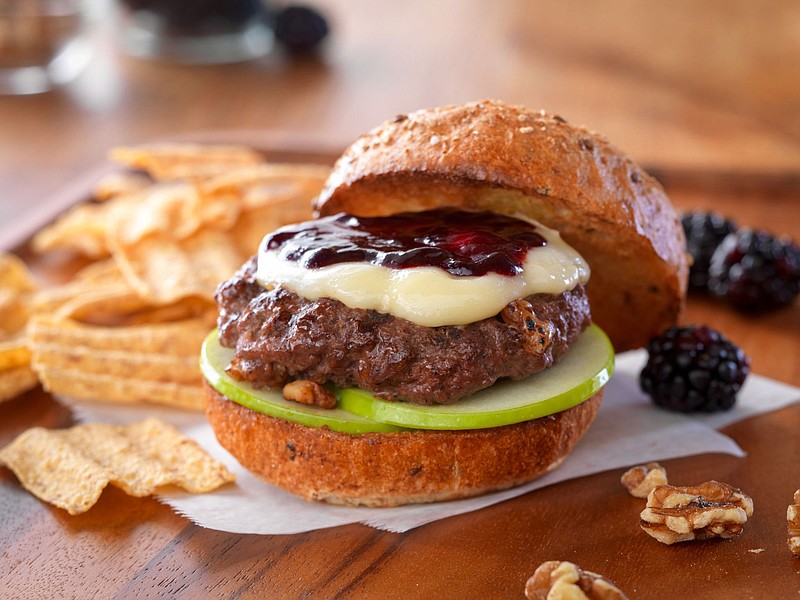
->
(200, 324, 613, 433)
(200, 334, 408, 434)
(335, 324, 613, 430)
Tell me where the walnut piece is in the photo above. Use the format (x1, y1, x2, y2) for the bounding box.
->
(620, 462, 668, 498)
(282, 380, 337, 409)
(640, 480, 754, 545)
(500, 299, 554, 354)
(788, 489, 800, 557)
(525, 561, 628, 600)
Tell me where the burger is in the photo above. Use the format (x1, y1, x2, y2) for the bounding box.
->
(199, 100, 688, 506)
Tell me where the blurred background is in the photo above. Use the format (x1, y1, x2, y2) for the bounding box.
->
(0, 0, 798, 232)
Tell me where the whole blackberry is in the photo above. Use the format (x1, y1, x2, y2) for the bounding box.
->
(681, 211, 737, 291)
(640, 325, 750, 412)
(708, 229, 800, 311)
(274, 5, 330, 53)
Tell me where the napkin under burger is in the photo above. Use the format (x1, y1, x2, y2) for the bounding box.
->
(200, 100, 688, 506)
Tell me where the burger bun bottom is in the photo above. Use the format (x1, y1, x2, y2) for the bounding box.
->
(205, 383, 603, 507)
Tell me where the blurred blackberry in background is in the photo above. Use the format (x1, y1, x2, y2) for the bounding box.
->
(640, 325, 750, 413)
(681, 211, 737, 291)
(708, 229, 800, 312)
(121, 0, 264, 35)
(274, 5, 330, 53)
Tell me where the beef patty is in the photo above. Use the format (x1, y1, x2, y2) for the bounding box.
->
(217, 257, 591, 405)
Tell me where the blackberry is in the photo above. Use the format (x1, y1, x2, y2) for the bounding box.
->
(640, 325, 750, 412)
(121, 0, 263, 35)
(708, 229, 800, 311)
(681, 211, 737, 291)
(274, 5, 330, 53)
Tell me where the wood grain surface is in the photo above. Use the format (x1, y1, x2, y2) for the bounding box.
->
(1, 0, 799, 597)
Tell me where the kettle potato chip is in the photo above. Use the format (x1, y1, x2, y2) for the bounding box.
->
(19, 143, 327, 409)
(0, 252, 38, 400)
(0, 365, 39, 402)
(0, 338, 32, 371)
(0, 418, 235, 514)
(111, 228, 244, 304)
(110, 143, 264, 181)
(29, 314, 212, 410)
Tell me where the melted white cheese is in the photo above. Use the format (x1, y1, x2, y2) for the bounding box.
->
(256, 217, 589, 327)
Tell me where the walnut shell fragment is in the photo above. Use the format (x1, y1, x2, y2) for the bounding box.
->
(620, 462, 668, 498)
(525, 560, 628, 600)
(789, 489, 800, 557)
(640, 481, 753, 545)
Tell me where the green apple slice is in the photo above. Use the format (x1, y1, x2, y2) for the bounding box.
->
(335, 324, 613, 430)
(201, 324, 613, 434)
(200, 332, 409, 434)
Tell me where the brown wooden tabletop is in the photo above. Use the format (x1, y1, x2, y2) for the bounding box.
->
(1, 1, 799, 598)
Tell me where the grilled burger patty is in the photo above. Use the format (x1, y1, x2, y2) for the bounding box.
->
(217, 257, 591, 405)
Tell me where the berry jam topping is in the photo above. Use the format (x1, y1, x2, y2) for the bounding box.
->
(263, 208, 547, 277)
(639, 325, 750, 413)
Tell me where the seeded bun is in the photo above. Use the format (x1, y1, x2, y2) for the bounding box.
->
(314, 100, 688, 351)
(205, 384, 602, 507)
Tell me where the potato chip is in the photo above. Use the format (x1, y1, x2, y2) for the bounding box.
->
(39, 290, 212, 332)
(70, 258, 125, 284)
(0, 337, 32, 371)
(25, 144, 332, 411)
(0, 253, 37, 336)
(119, 298, 216, 326)
(31, 194, 140, 258)
(108, 182, 241, 247)
(52, 286, 150, 324)
(111, 182, 201, 245)
(230, 196, 315, 257)
(0, 290, 31, 337)
(35, 279, 144, 323)
(34, 345, 200, 385)
(32, 260, 142, 320)
(34, 365, 205, 410)
(111, 228, 243, 304)
(29, 314, 211, 357)
(93, 171, 152, 201)
(0, 253, 37, 384)
(0, 253, 37, 293)
(36, 180, 237, 259)
(201, 163, 328, 210)
(0, 418, 234, 514)
(29, 314, 211, 409)
(0, 366, 38, 402)
(110, 144, 263, 181)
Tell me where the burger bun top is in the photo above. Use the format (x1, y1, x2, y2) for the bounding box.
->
(314, 99, 688, 351)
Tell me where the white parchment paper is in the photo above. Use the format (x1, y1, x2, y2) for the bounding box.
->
(71, 350, 800, 534)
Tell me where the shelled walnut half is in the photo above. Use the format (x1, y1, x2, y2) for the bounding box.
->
(620, 462, 668, 498)
(788, 489, 800, 557)
(525, 561, 628, 600)
(640, 481, 753, 545)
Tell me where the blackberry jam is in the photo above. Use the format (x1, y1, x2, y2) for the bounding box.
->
(263, 208, 547, 277)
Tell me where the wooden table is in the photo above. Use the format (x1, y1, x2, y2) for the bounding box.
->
(1, 1, 799, 598)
